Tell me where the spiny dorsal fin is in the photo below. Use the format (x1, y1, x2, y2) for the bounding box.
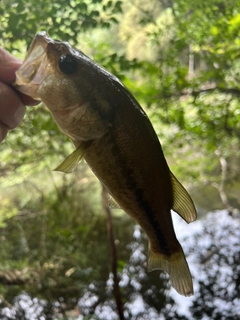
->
(54, 141, 90, 173)
(170, 171, 197, 223)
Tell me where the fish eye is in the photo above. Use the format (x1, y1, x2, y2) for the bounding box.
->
(58, 54, 78, 74)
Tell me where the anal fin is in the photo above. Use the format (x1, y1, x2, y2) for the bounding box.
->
(170, 171, 197, 223)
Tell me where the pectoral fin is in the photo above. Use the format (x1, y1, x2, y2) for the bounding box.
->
(170, 171, 197, 223)
(54, 141, 91, 173)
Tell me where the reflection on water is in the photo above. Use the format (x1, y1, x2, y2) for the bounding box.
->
(1, 293, 46, 320)
(0, 211, 240, 319)
(78, 224, 173, 320)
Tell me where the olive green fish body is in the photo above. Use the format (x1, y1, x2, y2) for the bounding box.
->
(14, 32, 197, 296)
(79, 84, 178, 256)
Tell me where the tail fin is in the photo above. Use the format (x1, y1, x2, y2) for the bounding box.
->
(148, 245, 193, 297)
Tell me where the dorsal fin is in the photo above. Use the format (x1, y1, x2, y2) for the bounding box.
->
(170, 171, 197, 223)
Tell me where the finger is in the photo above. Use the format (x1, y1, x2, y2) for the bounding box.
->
(0, 122, 9, 142)
(0, 48, 21, 84)
(18, 91, 40, 106)
(0, 48, 40, 106)
(0, 81, 26, 129)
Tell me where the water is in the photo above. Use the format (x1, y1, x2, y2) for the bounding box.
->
(0, 210, 239, 319)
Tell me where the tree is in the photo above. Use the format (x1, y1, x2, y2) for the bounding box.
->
(118, 0, 240, 213)
(0, 0, 240, 318)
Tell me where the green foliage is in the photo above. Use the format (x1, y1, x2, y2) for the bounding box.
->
(0, 0, 123, 51)
(0, 198, 18, 227)
(123, 0, 240, 212)
(0, 0, 240, 318)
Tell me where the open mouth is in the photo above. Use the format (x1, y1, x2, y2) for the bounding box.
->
(13, 31, 54, 100)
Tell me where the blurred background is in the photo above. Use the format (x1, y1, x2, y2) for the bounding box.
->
(0, 0, 240, 319)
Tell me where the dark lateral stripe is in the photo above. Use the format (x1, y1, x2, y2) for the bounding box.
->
(108, 132, 171, 257)
(134, 190, 171, 257)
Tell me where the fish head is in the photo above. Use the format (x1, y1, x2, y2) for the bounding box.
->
(14, 32, 111, 140)
(15, 31, 88, 109)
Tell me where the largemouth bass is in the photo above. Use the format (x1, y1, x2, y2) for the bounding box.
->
(14, 32, 197, 296)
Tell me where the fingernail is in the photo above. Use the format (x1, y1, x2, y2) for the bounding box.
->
(0, 124, 8, 142)
(14, 104, 26, 126)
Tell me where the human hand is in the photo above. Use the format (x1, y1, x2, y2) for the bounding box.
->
(0, 48, 39, 142)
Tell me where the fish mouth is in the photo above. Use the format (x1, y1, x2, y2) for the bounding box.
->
(14, 31, 54, 100)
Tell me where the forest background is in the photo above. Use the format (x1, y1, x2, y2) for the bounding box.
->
(0, 0, 240, 319)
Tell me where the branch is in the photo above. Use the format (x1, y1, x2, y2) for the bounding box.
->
(159, 85, 240, 101)
(213, 149, 234, 215)
(102, 185, 125, 320)
(0, 294, 12, 308)
(190, 86, 240, 98)
(218, 87, 240, 97)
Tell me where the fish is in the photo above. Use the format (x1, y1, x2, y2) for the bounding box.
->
(14, 31, 197, 296)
